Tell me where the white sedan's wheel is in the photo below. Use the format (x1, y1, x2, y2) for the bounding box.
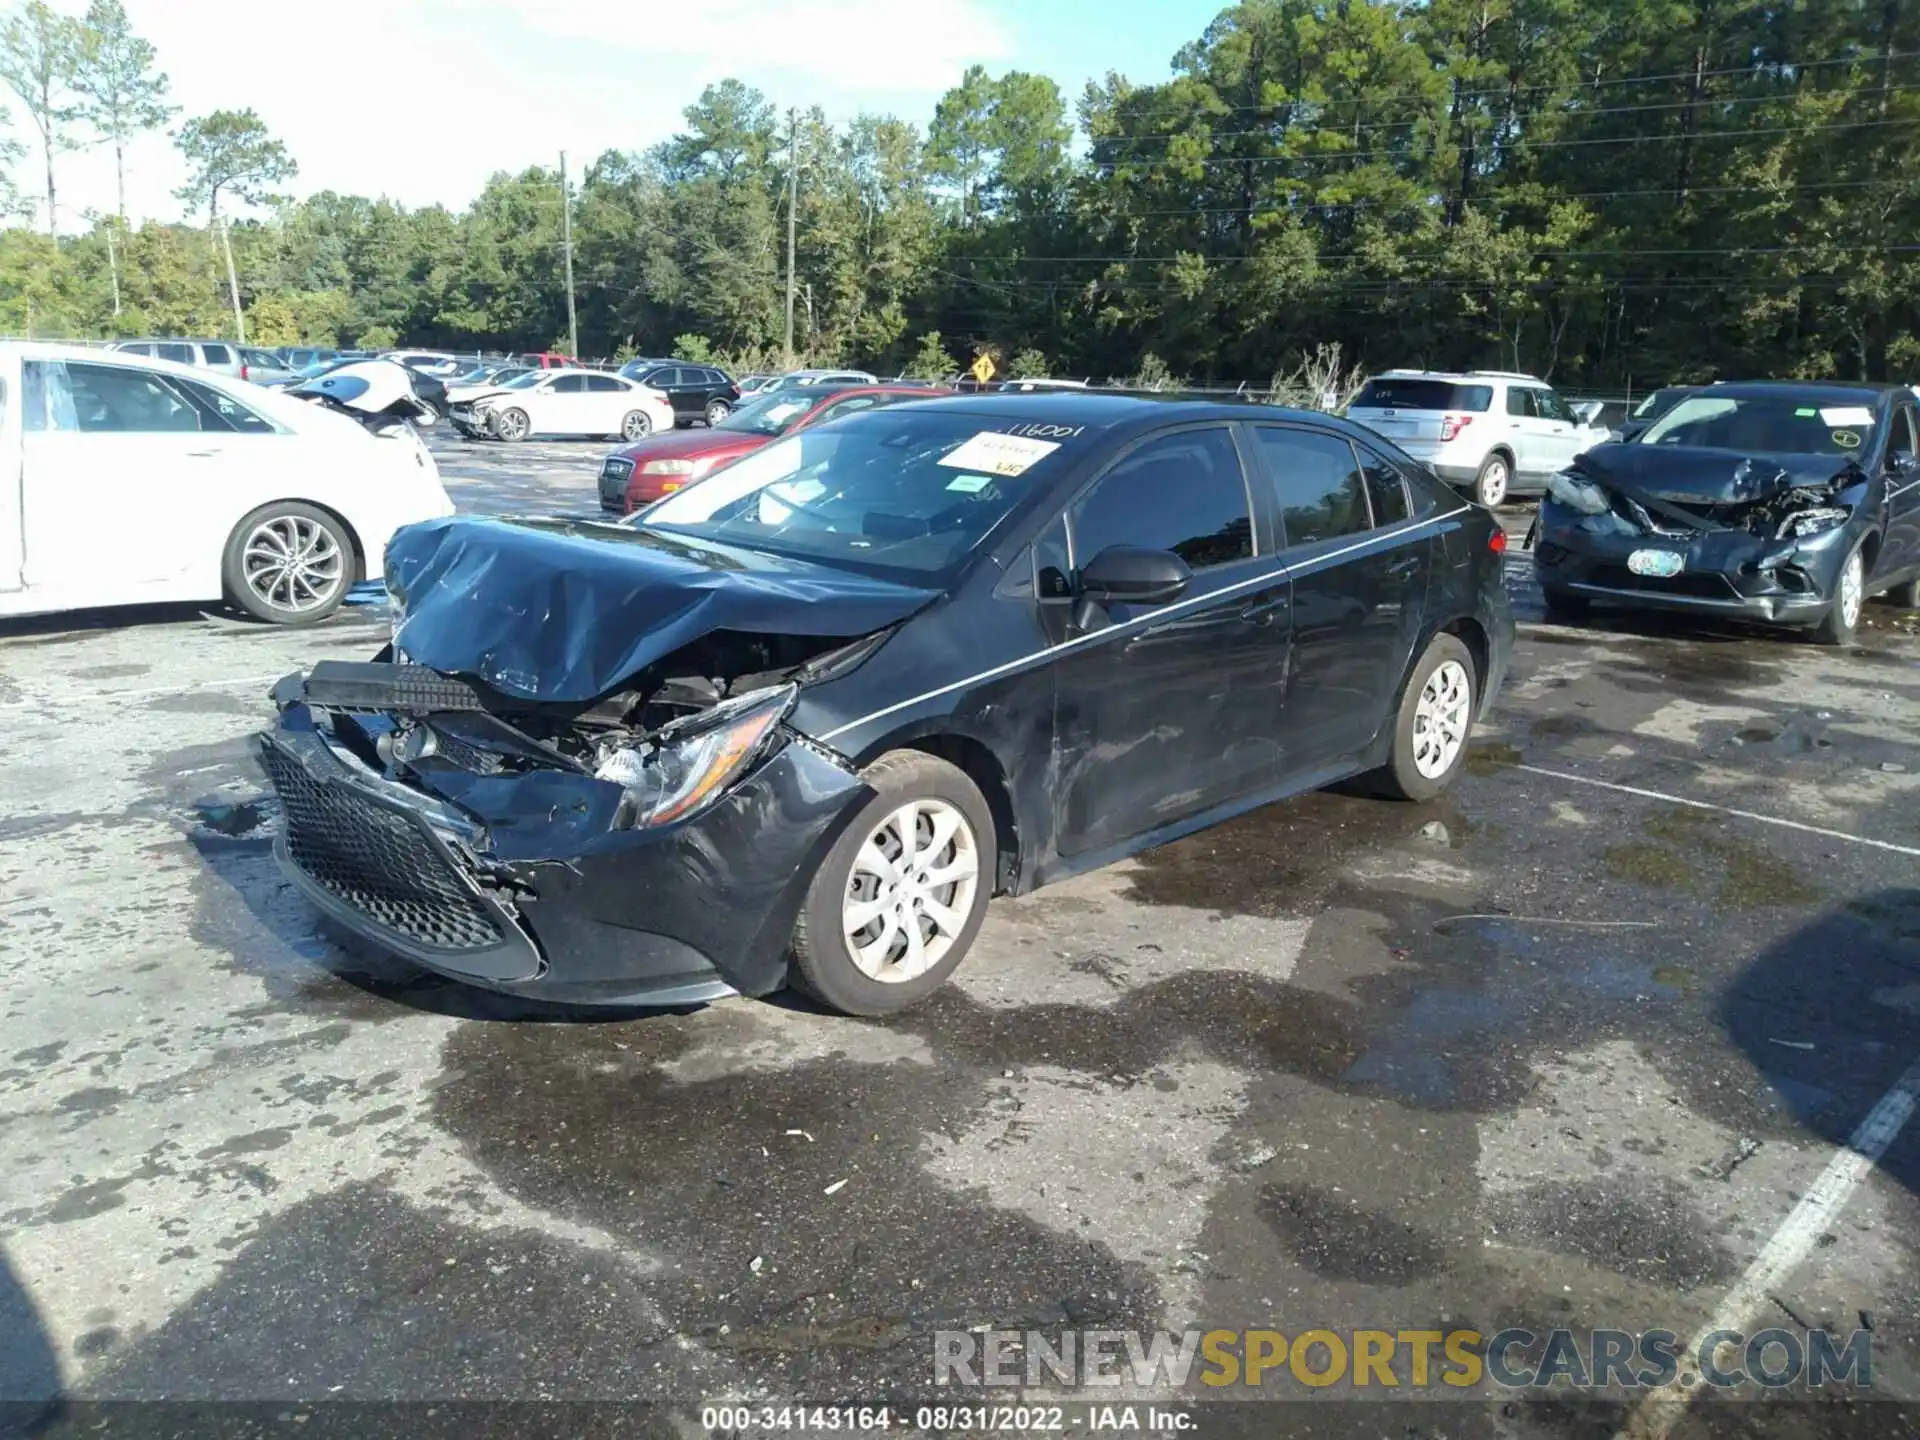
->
(621, 410, 653, 441)
(842, 799, 981, 984)
(492, 407, 530, 442)
(222, 502, 353, 626)
(789, 751, 995, 1015)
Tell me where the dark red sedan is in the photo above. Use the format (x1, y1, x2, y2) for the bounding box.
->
(598, 384, 949, 514)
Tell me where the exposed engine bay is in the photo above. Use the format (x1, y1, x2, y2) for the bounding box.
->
(280, 628, 881, 830)
(1546, 462, 1855, 543)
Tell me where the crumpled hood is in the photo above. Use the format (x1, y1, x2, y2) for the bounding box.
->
(1574, 443, 1856, 503)
(384, 515, 939, 702)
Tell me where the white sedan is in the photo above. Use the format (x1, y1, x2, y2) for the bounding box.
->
(0, 342, 454, 626)
(449, 369, 675, 443)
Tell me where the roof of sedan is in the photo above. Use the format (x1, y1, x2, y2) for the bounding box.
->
(1703, 379, 1901, 400)
(896, 391, 1312, 430)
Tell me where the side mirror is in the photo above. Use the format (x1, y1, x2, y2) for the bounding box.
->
(1571, 400, 1605, 427)
(1077, 545, 1191, 606)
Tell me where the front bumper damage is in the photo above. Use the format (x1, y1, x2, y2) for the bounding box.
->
(1532, 464, 1863, 624)
(257, 669, 871, 1006)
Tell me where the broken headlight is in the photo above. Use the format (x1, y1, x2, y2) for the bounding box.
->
(1546, 470, 1610, 515)
(594, 683, 796, 829)
(1777, 506, 1849, 541)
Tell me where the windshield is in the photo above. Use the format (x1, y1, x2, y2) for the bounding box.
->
(641, 411, 1077, 577)
(1351, 378, 1493, 412)
(1631, 388, 1687, 419)
(716, 391, 820, 436)
(497, 371, 547, 390)
(1638, 394, 1878, 456)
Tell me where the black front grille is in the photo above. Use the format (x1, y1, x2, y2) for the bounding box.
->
(599, 459, 633, 510)
(1587, 564, 1739, 600)
(258, 739, 505, 953)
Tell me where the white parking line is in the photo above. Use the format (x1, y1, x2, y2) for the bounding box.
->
(1517, 763, 1920, 859)
(1615, 1053, 1920, 1440)
(0, 672, 288, 710)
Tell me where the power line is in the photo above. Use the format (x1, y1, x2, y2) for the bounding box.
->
(1087, 47, 1920, 129)
(1088, 81, 1920, 147)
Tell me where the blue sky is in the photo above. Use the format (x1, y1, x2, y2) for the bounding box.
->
(41, 0, 1222, 230)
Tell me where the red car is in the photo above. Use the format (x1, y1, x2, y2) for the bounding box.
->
(598, 384, 949, 514)
(517, 352, 579, 369)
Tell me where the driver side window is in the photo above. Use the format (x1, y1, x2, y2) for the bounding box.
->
(1067, 427, 1254, 573)
(1889, 407, 1918, 466)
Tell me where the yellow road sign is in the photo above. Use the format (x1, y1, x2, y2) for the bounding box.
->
(969, 354, 997, 383)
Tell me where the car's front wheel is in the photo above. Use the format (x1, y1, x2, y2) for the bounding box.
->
(788, 751, 994, 1016)
(491, 407, 530, 442)
(223, 502, 353, 625)
(621, 410, 653, 441)
(705, 398, 731, 426)
(1368, 633, 1478, 801)
(1813, 541, 1867, 646)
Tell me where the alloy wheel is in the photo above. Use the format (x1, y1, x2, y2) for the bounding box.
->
(1479, 458, 1509, 507)
(1411, 659, 1472, 779)
(622, 411, 652, 441)
(842, 798, 980, 983)
(242, 515, 345, 615)
(1839, 549, 1864, 630)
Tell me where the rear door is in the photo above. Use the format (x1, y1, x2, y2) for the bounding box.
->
(1048, 424, 1293, 858)
(581, 372, 634, 432)
(1533, 386, 1591, 470)
(1247, 423, 1431, 780)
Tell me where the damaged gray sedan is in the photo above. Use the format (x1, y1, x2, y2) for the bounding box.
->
(1532, 381, 1920, 642)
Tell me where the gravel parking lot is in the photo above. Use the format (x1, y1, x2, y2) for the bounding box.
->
(3, 431, 1918, 1436)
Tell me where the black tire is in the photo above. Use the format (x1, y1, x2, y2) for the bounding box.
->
(222, 501, 354, 626)
(1366, 633, 1478, 802)
(1540, 585, 1590, 622)
(1473, 452, 1511, 508)
(491, 406, 530, 442)
(620, 410, 652, 442)
(704, 398, 731, 426)
(1813, 539, 1868, 646)
(788, 751, 995, 1017)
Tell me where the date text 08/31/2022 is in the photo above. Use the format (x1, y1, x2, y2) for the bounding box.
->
(701, 1406, 1191, 1432)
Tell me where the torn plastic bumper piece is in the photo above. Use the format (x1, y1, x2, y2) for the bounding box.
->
(256, 698, 871, 1007)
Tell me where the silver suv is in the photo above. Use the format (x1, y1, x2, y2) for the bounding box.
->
(1346, 370, 1608, 507)
(107, 338, 248, 378)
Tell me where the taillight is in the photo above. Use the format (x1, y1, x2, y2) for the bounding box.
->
(240, 362, 249, 381)
(1489, 529, 1508, 554)
(1440, 414, 1472, 442)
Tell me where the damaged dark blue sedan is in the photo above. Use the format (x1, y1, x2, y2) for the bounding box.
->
(1532, 381, 1920, 642)
(256, 395, 1512, 1015)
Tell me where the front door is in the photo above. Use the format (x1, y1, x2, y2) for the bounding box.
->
(541, 373, 591, 433)
(1245, 424, 1431, 778)
(1048, 424, 1292, 860)
(19, 358, 283, 600)
(1876, 402, 1920, 583)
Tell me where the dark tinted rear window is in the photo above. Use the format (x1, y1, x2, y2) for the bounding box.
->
(1352, 379, 1493, 413)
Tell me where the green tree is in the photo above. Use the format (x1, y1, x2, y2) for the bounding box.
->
(173, 108, 297, 341)
(70, 0, 173, 221)
(904, 330, 949, 378)
(0, 1, 82, 233)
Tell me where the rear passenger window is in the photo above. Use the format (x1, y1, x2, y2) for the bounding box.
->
(201, 344, 232, 366)
(584, 374, 625, 392)
(1252, 428, 1371, 546)
(1069, 427, 1253, 571)
(1357, 445, 1410, 525)
(156, 343, 193, 365)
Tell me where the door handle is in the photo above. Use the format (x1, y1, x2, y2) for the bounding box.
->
(1240, 596, 1289, 625)
(186, 447, 225, 458)
(1385, 555, 1422, 578)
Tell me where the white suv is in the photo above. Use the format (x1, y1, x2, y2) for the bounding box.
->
(1346, 370, 1608, 507)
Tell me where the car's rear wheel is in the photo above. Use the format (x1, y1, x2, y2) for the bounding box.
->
(1473, 454, 1510, 508)
(705, 398, 731, 426)
(223, 502, 353, 625)
(1813, 541, 1867, 646)
(621, 410, 653, 441)
(1367, 633, 1478, 801)
(492, 407, 530, 442)
(788, 751, 994, 1017)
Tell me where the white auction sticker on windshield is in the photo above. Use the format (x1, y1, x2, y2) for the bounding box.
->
(939, 431, 1061, 476)
(1819, 406, 1874, 427)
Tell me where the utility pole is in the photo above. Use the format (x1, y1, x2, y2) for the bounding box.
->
(218, 214, 246, 344)
(560, 150, 579, 359)
(784, 107, 799, 367)
(103, 218, 121, 318)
